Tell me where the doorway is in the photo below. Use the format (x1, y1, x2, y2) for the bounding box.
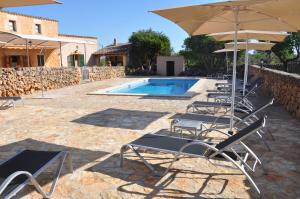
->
(166, 61, 175, 76)
(67, 54, 85, 67)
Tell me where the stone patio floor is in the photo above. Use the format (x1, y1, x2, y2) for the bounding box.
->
(0, 77, 299, 199)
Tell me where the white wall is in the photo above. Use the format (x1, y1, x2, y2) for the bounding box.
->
(59, 35, 97, 66)
(156, 56, 185, 76)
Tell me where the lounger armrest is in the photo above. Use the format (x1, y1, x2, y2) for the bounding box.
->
(198, 128, 232, 139)
(178, 141, 218, 157)
(234, 107, 251, 114)
(0, 171, 37, 195)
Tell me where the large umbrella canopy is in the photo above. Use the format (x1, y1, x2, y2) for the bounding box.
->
(225, 41, 275, 51)
(0, 0, 61, 8)
(209, 30, 288, 42)
(151, 0, 300, 144)
(151, 0, 300, 35)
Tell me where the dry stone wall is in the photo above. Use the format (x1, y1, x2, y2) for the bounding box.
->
(0, 66, 125, 97)
(249, 65, 300, 119)
(0, 67, 81, 97)
(89, 66, 125, 81)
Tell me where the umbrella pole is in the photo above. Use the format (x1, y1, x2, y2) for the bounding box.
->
(230, 9, 239, 131)
(243, 39, 249, 96)
(226, 51, 229, 74)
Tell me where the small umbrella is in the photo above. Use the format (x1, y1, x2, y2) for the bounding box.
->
(225, 41, 275, 51)
(209, 30, 288, 42)
(225, 41, 275, 95)
(151, 0, 300, 135)
(0, 0, 61, 8)
(213, 48, 240, 73)
(211, 30, 287, 95)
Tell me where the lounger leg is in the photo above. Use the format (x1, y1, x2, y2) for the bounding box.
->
(120, 145, 128, 167)
(45, 154, 67, 198)
(66, 153, 73, 173)
(224, 155, 261, 195)
(130, 147, 156, 173)
(257, 131, 271, 151)
(263, 128, 275, 141)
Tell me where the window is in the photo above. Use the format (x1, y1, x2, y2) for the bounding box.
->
(37, 55, 45, 66)
(35, 24, 42, 34)
(8, 20, 17, 32)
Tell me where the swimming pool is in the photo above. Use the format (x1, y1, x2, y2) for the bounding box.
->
(90, 78, 201, 97)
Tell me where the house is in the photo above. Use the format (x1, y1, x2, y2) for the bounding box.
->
(93, 39, 131, 67)
(156, 56, 185, 76)
(0, 10, 97, 68)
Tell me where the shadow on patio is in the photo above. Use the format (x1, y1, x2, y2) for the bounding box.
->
(87, 153, 245, 199)
(0, 138, 109, 198)
(71, 108, 169, 130)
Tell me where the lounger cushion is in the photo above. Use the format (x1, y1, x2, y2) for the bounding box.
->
(0, 150, 60, 196)
(129, 134, 239, 160)
(215, 118, 264, 150)
(192, 101, 231, 107)
(178, 113, 231, 125)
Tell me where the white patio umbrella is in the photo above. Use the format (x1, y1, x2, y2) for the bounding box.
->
(225, 41, 275, 51)
(151, 0, 300, 135)
(0, 0, 61, 8)
(213, 48, 240, 73)
(225, 41, 275, 95)
(209, 30, 288, 42)
(211, 31, 288, 95)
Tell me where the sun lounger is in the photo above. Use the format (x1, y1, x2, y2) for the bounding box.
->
(0, 150, 73, 199)
(173, 99, 274, 149)
(175, 98, 273, 129)
(120, 118, 266, 194)
(207, 83, 261, 103)
(0, 97, 24, 109)
(187, 91, 257, 114)
(188, 84, 261, 114)
(215, 75, 255, 87)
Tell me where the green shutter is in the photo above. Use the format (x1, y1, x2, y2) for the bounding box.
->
(79, 54, 85, 67)
(67, 55, 75, 66)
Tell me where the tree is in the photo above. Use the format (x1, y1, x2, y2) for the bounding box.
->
(179, 35, 226, 75)
(271, 32, 300, 72)
(129, 29, 171, 69)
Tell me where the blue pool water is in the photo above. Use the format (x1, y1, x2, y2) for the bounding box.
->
(107, 79, 199, 96)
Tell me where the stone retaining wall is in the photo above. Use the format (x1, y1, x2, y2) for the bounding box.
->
(249, 65, 300, 119)
(0, 66, 125, 97)
(88, 66, 125, 81)
(0, 67, 81, 97)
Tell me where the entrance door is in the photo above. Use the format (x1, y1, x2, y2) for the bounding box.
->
(166, 61, 175, 76)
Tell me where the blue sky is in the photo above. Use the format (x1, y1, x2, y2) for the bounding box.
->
(7, 0, 221, 52)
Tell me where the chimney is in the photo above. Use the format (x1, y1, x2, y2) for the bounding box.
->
(113, 38, 117, 46)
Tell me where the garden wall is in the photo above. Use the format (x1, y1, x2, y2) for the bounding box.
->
(249, 65, 300, 119)
(0, 67, 81, 97)
(88, 66, 125, 81)
(0, 66, 125, 97)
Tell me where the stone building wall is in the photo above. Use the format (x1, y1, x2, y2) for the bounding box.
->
(249, 65, 300, 119)
(0, 67, 81, 97)
(0, 66, 125, 97)
(0, 10, 58, 36)
(89, 66, 125, 81)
